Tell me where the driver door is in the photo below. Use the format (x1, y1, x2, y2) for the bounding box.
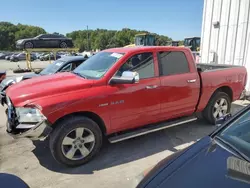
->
(108, 52, 161, 133)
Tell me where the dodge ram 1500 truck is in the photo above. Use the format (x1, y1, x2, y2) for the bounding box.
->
(5, 46, 247, 167)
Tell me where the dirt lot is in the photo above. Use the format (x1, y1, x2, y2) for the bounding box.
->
(0, 59, 50, 71)
(0, 100, 248, 188)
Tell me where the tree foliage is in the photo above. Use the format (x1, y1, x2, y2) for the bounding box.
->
(0, 22, 173, 51)
(67, 28, 172, 51)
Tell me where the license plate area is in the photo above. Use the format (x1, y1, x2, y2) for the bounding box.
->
(6, 107, 17, 132)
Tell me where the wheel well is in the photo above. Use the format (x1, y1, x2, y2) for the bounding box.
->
(52, 111, 107, 135)
(213, 86, 233, 101)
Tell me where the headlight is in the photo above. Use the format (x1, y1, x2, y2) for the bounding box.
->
(17, 40, 24, 44)
(15, 76, 23, 83)
(16, 107, 45, 123)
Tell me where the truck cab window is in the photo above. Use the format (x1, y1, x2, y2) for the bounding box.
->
(158, 51, 189, 76)
(60, 64, 72, 72)
(116, 52, 155, 79)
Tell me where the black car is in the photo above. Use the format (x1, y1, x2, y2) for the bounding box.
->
(135, 105, 250, 188)
(0, 56, 87, 105)
(16, 34, 74, 49)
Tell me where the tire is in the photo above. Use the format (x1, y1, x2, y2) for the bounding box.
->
(49, 116, 103, 167)
(202, 91, 231, 125)
(24, 41, 34, 49)
(59, 41, 68, 48)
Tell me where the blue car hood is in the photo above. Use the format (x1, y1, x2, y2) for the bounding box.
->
(145, 137, 250, 188)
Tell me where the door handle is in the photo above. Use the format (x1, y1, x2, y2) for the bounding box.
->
(146, 85, 158, 89)
(187, 79, 196, 83)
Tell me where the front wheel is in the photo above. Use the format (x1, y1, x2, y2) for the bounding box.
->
(203, 92, 231, 124)
(49, 116, 103, 167)
(24, 41, 34, 49)
(59, 41, 68, 48)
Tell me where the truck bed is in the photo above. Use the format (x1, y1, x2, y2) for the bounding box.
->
(196, 63, 247, 112)
(196, 63, 242, 72)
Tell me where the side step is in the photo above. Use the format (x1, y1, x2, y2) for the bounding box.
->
(108, 116, 197, 143)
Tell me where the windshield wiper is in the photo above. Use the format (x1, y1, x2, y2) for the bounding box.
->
(214, 136, 250, 162)
(72, 72, 87, 79)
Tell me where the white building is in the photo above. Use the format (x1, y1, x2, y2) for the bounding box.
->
(200, 0, 250, 90)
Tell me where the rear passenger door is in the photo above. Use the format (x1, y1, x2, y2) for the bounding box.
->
(158, 51, 200, 120)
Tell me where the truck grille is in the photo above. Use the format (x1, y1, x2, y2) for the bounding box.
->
(6, 96, 17, 132)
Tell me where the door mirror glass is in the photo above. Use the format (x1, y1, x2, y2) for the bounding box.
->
(215, 113, 232, 127)
(110, 71, 139, 85)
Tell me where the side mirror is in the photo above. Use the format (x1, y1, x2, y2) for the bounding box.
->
(215, 113, 232, 127)
(110, 71, 139, 85)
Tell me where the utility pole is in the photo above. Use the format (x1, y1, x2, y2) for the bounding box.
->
(87, 25, 89, 51)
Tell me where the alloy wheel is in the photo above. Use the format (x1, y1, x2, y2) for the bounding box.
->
(213, 98, 228, 119)
(61, 127, 95, 160)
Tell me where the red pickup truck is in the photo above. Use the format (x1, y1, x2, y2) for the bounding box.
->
(5, 46, 247, 166)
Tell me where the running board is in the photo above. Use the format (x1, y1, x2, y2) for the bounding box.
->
(108, 116, 197, 143)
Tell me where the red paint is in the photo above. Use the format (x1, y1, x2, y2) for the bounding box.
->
(6, 46, 247, 135)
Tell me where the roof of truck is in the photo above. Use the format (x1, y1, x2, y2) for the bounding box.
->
(104, 46, 189, 53)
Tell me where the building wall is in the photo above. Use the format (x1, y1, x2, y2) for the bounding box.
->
(200, 0, 250, 90)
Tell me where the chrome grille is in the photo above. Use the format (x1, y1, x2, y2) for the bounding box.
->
(6, 96, 12, 107)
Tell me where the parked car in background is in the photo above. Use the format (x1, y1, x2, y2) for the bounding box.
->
(0, 53, 7, 59)
(4, 53, 16, 60)
(36, 53, 46, 59)
(16, 34, 74, 49)
(10, 53, 36, 62)
(4, 46, 246, 167)
(0, 56, 87, 105)
(135, 105, 250, 188)
(40, 53, 61, 61)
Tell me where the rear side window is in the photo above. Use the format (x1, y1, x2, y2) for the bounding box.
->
(158, 51, 189, 76)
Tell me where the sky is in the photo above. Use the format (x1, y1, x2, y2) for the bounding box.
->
(0, 0, 204, 40)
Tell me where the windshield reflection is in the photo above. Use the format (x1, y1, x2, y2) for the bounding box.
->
(73, 51, 124, 79)
(40, 60, 65, 75)
(218, 108, 250, 161)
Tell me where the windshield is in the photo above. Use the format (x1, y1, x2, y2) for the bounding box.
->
(35, 34, 43, 39)
(217, 108, 250, 160)
(40, 60, 65, 75)
(184, 39, 192, 46)
(135, 36, 145, 46)
(73, 51, 124, 79)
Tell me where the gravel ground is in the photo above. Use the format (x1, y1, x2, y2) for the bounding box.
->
(0, 100, 249, 188)
(0, 59, 50, 71)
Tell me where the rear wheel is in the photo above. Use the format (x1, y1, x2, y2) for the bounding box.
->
(24, 41, 34, 49)
(49, 116, 103, 167)
(60, 42, 67, 48)
(203, 92, 231, 124)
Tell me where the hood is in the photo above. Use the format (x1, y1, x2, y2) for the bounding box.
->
(6, 72, 93, 106)
(0, 73, 38, 91)
(151, 137, 250, 188)
(16, 38, 34, 43)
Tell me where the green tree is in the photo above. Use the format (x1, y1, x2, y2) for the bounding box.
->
(0, 22, 173, 51)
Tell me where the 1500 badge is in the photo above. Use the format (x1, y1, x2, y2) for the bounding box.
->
(99, 100, 124, 107)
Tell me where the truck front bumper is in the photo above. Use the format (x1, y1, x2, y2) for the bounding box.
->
(7, 120, 52, 140)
